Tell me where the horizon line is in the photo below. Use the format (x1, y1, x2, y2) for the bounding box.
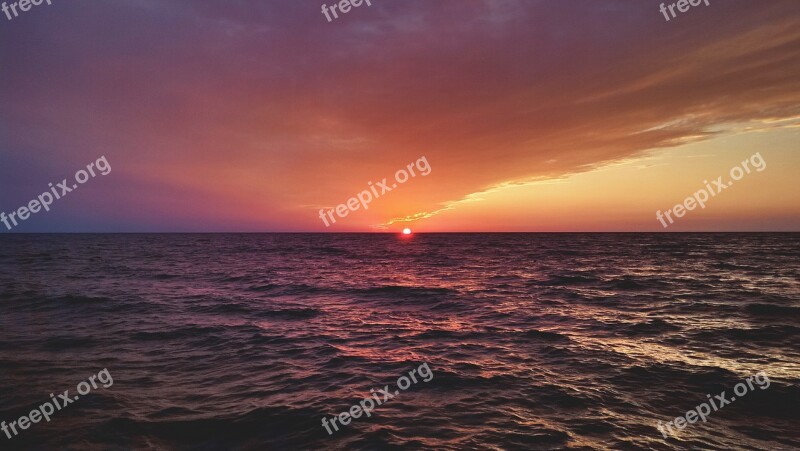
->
(2, 231, 799, 235)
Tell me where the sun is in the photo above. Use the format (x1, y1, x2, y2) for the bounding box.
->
(402, 228, 412, 235)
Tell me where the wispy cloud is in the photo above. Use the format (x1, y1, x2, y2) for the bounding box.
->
(1, 0, 799, 231)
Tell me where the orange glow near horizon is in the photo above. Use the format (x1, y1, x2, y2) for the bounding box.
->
(2, 1, 798, 232)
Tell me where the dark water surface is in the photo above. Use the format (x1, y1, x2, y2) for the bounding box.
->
(1, 233, 798, 450)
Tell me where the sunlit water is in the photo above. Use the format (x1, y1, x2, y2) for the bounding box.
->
(1, 233, 798, 450)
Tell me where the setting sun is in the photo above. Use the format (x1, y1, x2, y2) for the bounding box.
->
(403, 228, 412, 235)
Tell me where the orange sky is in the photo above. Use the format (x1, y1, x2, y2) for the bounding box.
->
(1, 0, 798, 232)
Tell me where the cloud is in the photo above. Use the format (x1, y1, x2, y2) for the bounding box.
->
(1, 0, 799, 230)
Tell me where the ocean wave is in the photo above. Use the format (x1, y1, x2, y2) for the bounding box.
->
(2, 233, 798, 449)
(745, 303, 800, 318)
(359, 285, 458, 296)
(522, 329, 571, 341)
(257, 307, 321, 320)
(427, 369, 521, 390)
(247, 283, 323, 296)
(533, 274, 600, 287)
(692, 325, 800, 345)
(617, 318, 682, 336)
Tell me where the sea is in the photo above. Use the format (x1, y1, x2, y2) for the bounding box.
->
(0, 233, 798, 450)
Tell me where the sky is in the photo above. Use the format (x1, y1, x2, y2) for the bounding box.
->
(1, 0, 798, 232)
